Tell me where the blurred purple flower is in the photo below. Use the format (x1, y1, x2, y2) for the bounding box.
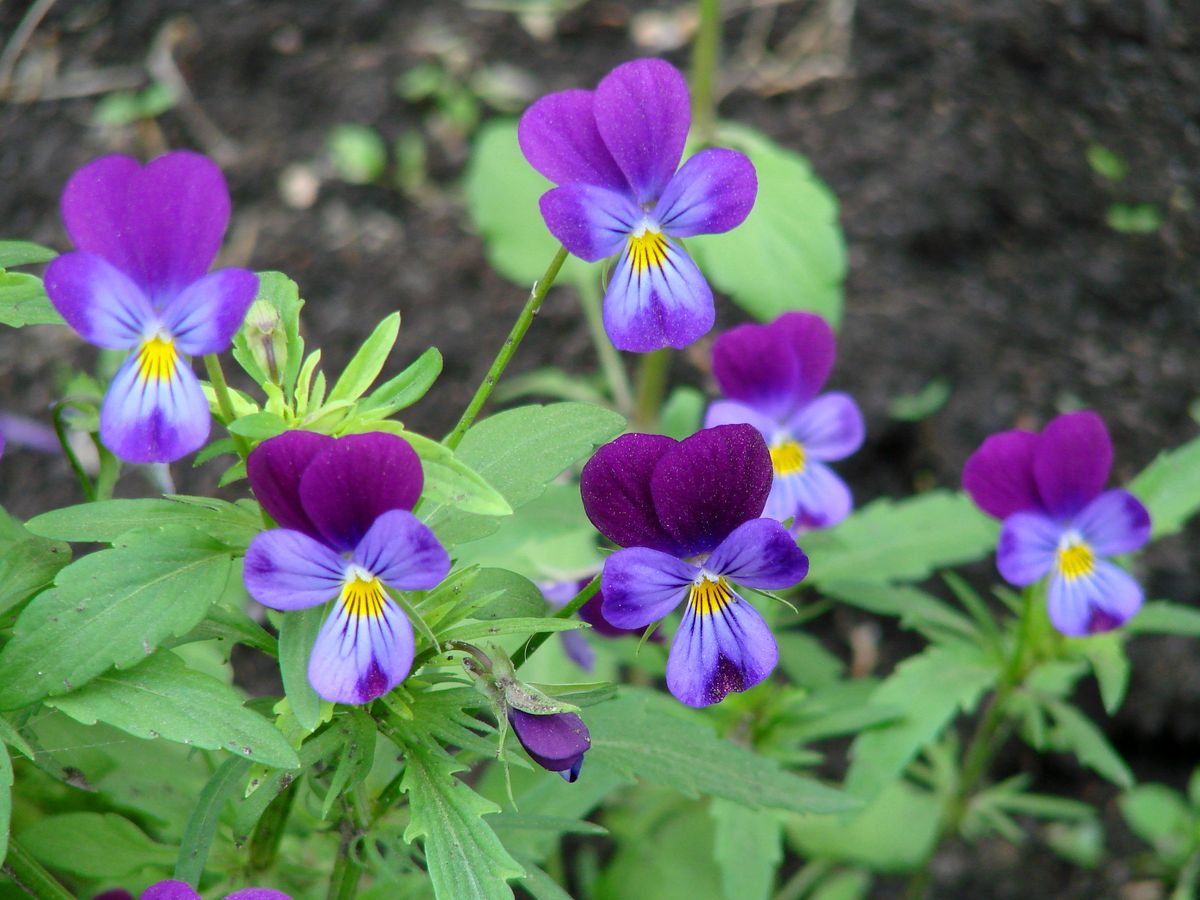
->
(508, 708, 591, 782)
(540, 577, 664, 672)
(963, 411, 1151, 636)
(581, 424, 809, 706)
(95, 881, 290, 900)
(705, 312, 864, 530)
(518, 58, 757, 352)
(243, 431, 450, 704)
(44, 152, 258, 463)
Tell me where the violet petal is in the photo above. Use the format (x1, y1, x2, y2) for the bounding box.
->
(710, 322, 800, 420)
(600, 546, 696, 630)
(161, 268, 259, 356)
(655, 147, 757, 237)
(538, 183, 640, 262)
(517, 89, 628, 191)
(44, 252, 154, 350)
(1073, 489, 1151, 556)
(1033, 411, 1113, 519)
(352, 509, 450, 592)
(705, 518, 809, 589)
(995, 511, 1060, 586)
(962, 429, 1040, 520)
(100, 348, 209, 463)
(247, 430, 337, 539)
(508, 709, 590, 780)
(580, 432, 682, 553)
(243, 528, 346, 611)
(308, 589, 414, 704)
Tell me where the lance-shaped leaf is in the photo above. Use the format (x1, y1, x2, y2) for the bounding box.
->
(1129, 433, 1200, 539)
(26, 496, 263, 548)
(21, 812, 176, 879)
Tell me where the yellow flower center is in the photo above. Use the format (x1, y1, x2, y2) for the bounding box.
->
(341, 573, 386, 618)
(688, 575, 735, 616)
(628, 230, 668, 273)
(1056, 540, 1095, 581)
(135, 335, 177, 384)
(770, 441, 807, 476)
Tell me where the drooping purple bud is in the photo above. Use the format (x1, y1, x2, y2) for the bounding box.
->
(508, 708, 591, 782)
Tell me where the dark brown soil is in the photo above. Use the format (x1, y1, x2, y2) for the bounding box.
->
(1, 1, 1198, 896)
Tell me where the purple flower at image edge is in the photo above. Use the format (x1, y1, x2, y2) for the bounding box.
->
(508, 708, 591, 782)
(581, 424, 809, 707)
(963, 411, 1151, 636)
(242, 431, 451, 704)
(705, 312, 864, 530)
(44, 152, 258, 463)
(518, 58, 757, 353)
(94, 881, 291, 900)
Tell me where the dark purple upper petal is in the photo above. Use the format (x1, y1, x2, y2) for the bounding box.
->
(654, 148, 758, 238)
(580, 432, 683, 554)
(962, 429, 1041, 520)
(650, 424, 773, 555)
(711, 322, 800, 420)
(1033, 411, 1113, 519)
(518, 88, 629, 192)
(247, 430, 337, 539)
(508, 709, 590, 781)
(60, 156, 142, 280)
(593, 59, 690, 205)
(299, 433, 424, 552)
(774, 312, 837, 404)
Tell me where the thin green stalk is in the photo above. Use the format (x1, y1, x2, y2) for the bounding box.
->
(249, 778, 297, 872)
(444, 246, 570, 450)
(326, 841, 363, 900)
(3, 838, 77, 900)
(51, 400, 95, 502)
(576, 277, 634, 415)
(633, 349, 672, 430)
(774, 859, 834, 900)
(204, 353, 251, 459)
(690, 0, 722, 144)
(515, 575, 600, 668)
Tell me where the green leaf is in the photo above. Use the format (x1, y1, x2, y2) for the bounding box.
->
(820, 581, 979, 643)
(0, 528, 233, 708)
(688, 123, 845, 326)
(21, 812, 175, 878)
(587, 689, 856, 814)
(659, 386, 706, 441)
(1119, 784, 1193, 864)
(811, 871, 872, 900)
(889, 378, 952, 422)
(0, 271, 64, 327)
(0, 742, 9, 864)
(45, 651, 298, 768)
(328, 311, 401, 404)
(1127, 601, 1200, 637)
(26, 496, 263, 548)
(1041, 696, 1133, 788)
(1072, 632, 1129, 714)
(1086, 144, 1128, 182)
(227, 411, 289, 440)
(279, 606, 325, 732)
(846, 643, 998, 798)
(176, 757, 253, 885)
(711, 798, 782, 900)
(1129, 434, 1200, 539)
(804, 491, 999, 586)
(399, 431, 512, 517)
(358, 346, 443, 416)
(321, 708, 376, 819)
(1105, 202, 1162, 234)
(93, 82, 177, 125)
(328, 123, 388, 184)
(426, 402, 625, 546)
(0, 535, 71, 616)
(233, 271, 305, 398)
(437, 617, 586, 644)
(0, 240, 57, 268)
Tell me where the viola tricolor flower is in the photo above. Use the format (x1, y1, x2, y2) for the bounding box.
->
(581, 424, 809, 706)
(963, 411, 1151, 636)
(508, 708, 591, 782)
(519, 58, 757, 352)
(243, 431, 450, 704)
(705, 312, 864, 529)
(136, 881, 291, 900)
(44, 152, 258, 463)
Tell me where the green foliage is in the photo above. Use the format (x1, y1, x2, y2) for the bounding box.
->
(328, 123, 389, 184)
(0, 742, 9, 864)
(278, 606, 325, 732)
(711, 798, 782, 900)
(176, 757, 253, 885)
(1128, 601, 1200, 636)
(20, 811, 175, 878)
(1120, 784, 1194, 868)
(26, 496, 263, 548)
(1086, 144, 1127, 181)
(93, 82, 177, 126)
(232, 271, 305, 398)
(1106, 202, 1162, 234)
(1039, 696, 1133, 788)
(0, 241, 56, 268)
(659, 386, 706, 440)
(0, 271, 63, 327)
(1129, 433, 1200, 539)
(0, 533, 70, 617)
(889, 378, 952, 422)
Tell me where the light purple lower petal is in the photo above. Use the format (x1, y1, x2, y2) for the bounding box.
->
(666, 586, 778, 707)
(705, 518, 808, 589)
(763, 462, 853, 529)
(602, 235, 713, 352)
(788, 392, 865, 462)
(244, 528, 346, 610)
(1073, 489, 1151, 556)
(162, 268, 259, 355)
(352, 509, 450, 591)
(308, 589, 414, 704)
(100, 345, 209, 463)
(703, 399, 778, 441)
(600, 546, 696, 630)
(539, 184, 640, 262)
(655, 148, 757, 237)
(1047, 559, 1143, 637)
(44, 251, 153, 349)
(996, 512, 1061, 586)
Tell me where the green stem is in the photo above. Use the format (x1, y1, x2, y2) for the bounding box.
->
(326, 841, 363, 900)
(633, 349, 672, 430)
(3, 838, 77, 900)
(577, 277, 634, 414)
(690, 0, 722, 144)
(249, 778, 297, 872)
(51, 400, 95, 502)
(204, 353, 252, 460)
(515, 575, 600, 668)
(444, 246, 570, 450)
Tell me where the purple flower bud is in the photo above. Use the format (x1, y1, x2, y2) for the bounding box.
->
(508, 708, 591, 782)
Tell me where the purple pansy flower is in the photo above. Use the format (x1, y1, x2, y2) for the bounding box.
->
(581, 424, 809, 707)
(508, 708, 591, 782)
(139, 881, 290, 900)
(705, 312, 864, 530)
(44, 152, 258, 463)
(242, 431, 451, 704)
(963, 411, 1151, 636)
(518, 58, 757, 352)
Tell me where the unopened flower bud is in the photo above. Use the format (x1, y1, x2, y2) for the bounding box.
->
(245, 299, 288, 385)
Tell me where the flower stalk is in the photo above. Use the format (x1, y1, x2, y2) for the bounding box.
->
(204, 353, 252, 460)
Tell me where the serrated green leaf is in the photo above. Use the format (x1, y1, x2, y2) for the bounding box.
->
(321, 708, 376, 818)
(846, 643, 998, 798)
(688, 123, 845, 326)
(1129, 434, 1200, 539)
(437, 567, 547, 627)
(227, 410, 289, 439)
(820, 581, 978, 643)
(0, 528, 233, 708)
(279, 606, 325, 732)
(176, 756, 253, 884)
(22, 812, 175, 878)
(26, 496, 263, 548)
(0, 240, 57, 268)
(0, 535, 70, 616)
(399, 430, 512, 517)
(711, 798, 781, 900)
(328, 311, 401, 404)
(1041, 697, 1133, 788)
(45, 651, 298, 768)
(0, 271, 64, 327)
(358, 346, 443, 416)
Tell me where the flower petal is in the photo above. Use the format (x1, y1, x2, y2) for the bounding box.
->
(243, 528, 346, 610)
(517, 89, 628, 191)
(996, 512, 1061, 586)
(594, 59, 691, 204)
(764, 461, 853, 529)
(600, 546, 695, 629)
(1033, 411, 1113, 519)
(352, 509, 450, 591)
(559, 630, 596, 671)
(650, 424, 773, 555)
(100, 346, 209, 463)
(299, 433, 424, 552)
(666, 587, 778, 707)
(1047, 559, 1143, 637)
(655, 148, 757, 237)
(775, 312, 837, 404)
(225, 891, 293, 900)
(705, 518, 809, 589)
(788, 393, 864, 462)
(161, 268, 259, 355)
(44, 252, 154, 349)
(962, 429, 1040, 520)
(508, 709, 590, 781)
(602, 236, 714, 352)
(140, 881, 200, 900)
(60, 155, 143, 279)
(538, 184, 640, 261)
(703, 399, 779, 439)
(710, 322, 800, 420)
(247, 430, 337, 538)
(1073, 489, 1151, 556)
(308, 591, 414, 704)
(580, 432, 682, 553)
